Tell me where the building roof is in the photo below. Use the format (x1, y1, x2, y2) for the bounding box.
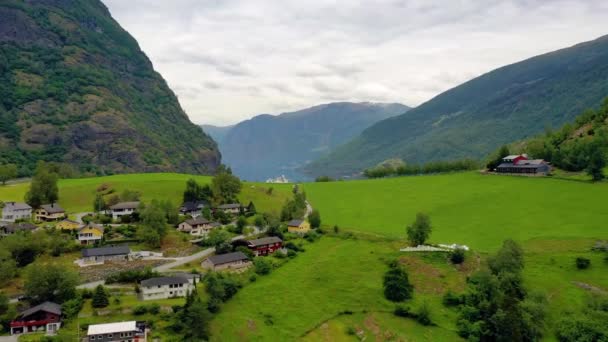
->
(109, 201, 140, 210)
(287, 219, 304, 226)
(516, 159, 547, 166)
(3, 202, 32, 211)
(180, 201, 207, 212)
(207, 251, 249, 265)
(497, 162, 548, 169)
(140, 276, 190, 287)
(39, 203, 65, 214)
(18, 301, 61, 319)
(78, 223, 104, 233)
(184, 217, 211, 226)
(217, 203, 241, 209)
(503, 154, 524, 160)
(87, 321, 137, 336)
(81, 245, 130, 257)
(247, 236, 282, 247)
(59, 219, 80, 225)
(4, 222, 37, 233)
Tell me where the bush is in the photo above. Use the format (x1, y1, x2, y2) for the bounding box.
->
(148, 303, 160, 314)
(287, 249, 297, 258)
(132, 306, 148, 315)
(254, 257, 273, 275)
(450, 248, 466, 264)
(383, 262, 413, 302)
(393, 305, 411, 317)
(415, 302, 432, 326)
(576, 257, 591, 269)
(442, 291, 463, 307)
(346, 327, 356, 335)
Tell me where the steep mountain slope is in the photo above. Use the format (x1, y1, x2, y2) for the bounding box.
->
(0, 0, 220, 175)
(305, 35, 608, 177)
(216, 102, 409, 181)
(201, 124, 234, 145)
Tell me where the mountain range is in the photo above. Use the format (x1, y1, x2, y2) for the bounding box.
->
(304, 34, 608, 177)
(0, 0, 219, 175)
(204, 102, 409, 181)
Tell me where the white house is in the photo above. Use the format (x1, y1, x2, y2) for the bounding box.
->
(1, 202, 32, 222)
(177, 218, 221, 236)
(138, 276, 196, 301)
(108, 201, 139, 220)
(86, 321, 147, 342)
(215, 203, 241, 215)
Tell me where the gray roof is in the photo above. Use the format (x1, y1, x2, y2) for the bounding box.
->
(81, 245, 130, 257)
(3, 202, 32, 211)
(516, 159, 547, 166)
(40, 203, 65, 214)
(180, 201, 206, 212)
(185, 217, 211, 226)
(497, 162, 548, 169)
(109, 201, 140, 210)
(207, 251, 249, 265)
(4, 222, 37, 233)
(140, 276, 189, 287)
(247, 236, 282, 247)
(217, 203, 241, 209)
(18, 301, 61, 319)
(287, 219, 304, 226)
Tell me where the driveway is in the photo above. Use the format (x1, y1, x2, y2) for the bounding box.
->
(0, 335, 18, 342)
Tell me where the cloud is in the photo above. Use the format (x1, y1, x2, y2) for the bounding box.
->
(102, 0, 608, 125)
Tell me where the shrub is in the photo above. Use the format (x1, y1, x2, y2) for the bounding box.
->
(249, 275, 257, 283)
(148, 303, 160, 314)
(576, 257, 591, 269)
(287, 250, 297, 258)
(346, 327, 356, 335)
(442, 290, 463, 307)
(383, 262, 413, 302)
(415, 302, 432, 326)
(394, 305, 411, 317)
(132, 306, 148, 315)
(450, 248, 466, 264)
(254, 257, 273, 275)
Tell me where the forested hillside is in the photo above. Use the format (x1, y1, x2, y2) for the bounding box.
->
(305, 35, 608, 177)
(0, 0, 220, 176)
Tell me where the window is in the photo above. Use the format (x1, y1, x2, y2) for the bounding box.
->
(107, 334, 113, 338)
(90, 336, 95, 340)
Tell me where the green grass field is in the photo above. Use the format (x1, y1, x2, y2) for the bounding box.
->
(0, 173, 293, 215)
(303, 172, 608, 251)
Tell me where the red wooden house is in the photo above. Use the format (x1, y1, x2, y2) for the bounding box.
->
(10, 301, 62, 335)
(246, 236, 283, 256)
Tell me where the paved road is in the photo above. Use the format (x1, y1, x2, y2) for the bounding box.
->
(74, 212, 92, 223)
(0, 335, 18, 342)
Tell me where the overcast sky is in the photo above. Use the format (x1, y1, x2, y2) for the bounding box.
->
(102, 0, 608, 126)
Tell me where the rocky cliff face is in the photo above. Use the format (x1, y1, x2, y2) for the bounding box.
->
(0, 0, 220, 175)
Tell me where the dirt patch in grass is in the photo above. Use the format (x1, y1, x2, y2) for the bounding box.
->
(573, 281, 607, 295)
(79, 260, 170, 283)
(398, 256, 446, 295)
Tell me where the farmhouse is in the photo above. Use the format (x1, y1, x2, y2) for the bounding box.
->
(10, 301, 62, 335)
(496, 155, 551, 175)
(1, 202, 32, 222)
(287, 219, 311, 234)
(77, 223, 104, 245)
(56, 219, 81, 230)
(215, 203, 241, 215)
(202, 251, 251, 271)
(86, 321, 147, 342)
(81, 245, 130, 264)
(34, 203, 66, 221)
(179, 201, 207, 217)
(108, 201, 140, 220)
(177, 217, 220, 236)
(246, 236, 283, 256)
(0, 222, 37, 237)
(139, 276, 196, 300)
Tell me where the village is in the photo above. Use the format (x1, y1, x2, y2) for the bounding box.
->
(0, 166, 320, 341)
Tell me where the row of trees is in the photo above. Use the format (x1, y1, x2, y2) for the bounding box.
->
(183, 165, 242, 205)
(364, 159, 479, 179)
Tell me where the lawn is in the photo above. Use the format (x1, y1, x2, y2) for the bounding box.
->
(303, 172, 608, 251)
(209, 236, 464, 341)
(0, 173, 293, 215)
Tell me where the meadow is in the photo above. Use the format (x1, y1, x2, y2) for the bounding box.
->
(0, 173, 293, 215)
(303, 172, 608, 251)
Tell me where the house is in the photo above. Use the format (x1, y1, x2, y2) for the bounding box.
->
(34, 203, 66, 221)
(496, 155, 551, 175)
(80, 245, 130, 265)
(1, 202, 32, 222)
(177, 218, 221, 236)
(0, 222, 37, 237)
(179, 201, 207, 218)
(10, 301, 62, 335)
(86, 321, 147, 342)
(246, 236, 283, 256)
(108, 201, 139, 220)
(77, 223, 104, 245)
(139, 276, 195, 300)
(215, 203, 241, 215)
(202, 251, 251, 271)
(56, 219, 81, 230)
(287, 219, 311, 234)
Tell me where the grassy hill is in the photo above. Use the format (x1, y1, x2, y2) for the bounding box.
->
(0, 173, 293, 215)
(305, 35, 608, 177)
(0, 0, 219, 175)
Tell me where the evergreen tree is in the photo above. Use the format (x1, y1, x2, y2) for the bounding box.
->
(308, 209, 321, 229)
(383, 261, 413, 302)
(587, 142, 606, 181)
(92, 285, 109, 308)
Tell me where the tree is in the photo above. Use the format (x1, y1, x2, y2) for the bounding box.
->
(383, 262, 413, 302)
(587, 142, 606, 181)
(246, 201, 256, 215)
(160, 199, 179, 225)
(0, 250, 17, 286)
(236, 216, 247, 234)
(0, 164, 17, 185)
(450, 248, 466, 264)
(24, 264, 78, 304)
(139, 200, 168, 248)
(25, 162, 59, 208)
(406, 213, 432, 246)
(183, 298, 211, 340)
(254, 215, 266, 228)
(211, 168, 242, 204)
(92, 285, 109, 308)
(0, 292, 8, 316)
(308, 209, 321, 229)
(93, 193, 105, 212)
(487, 145, 511, 170)
(206, 229, 231, 249)
(254, 257, 273, 275)
(183, 178, 201, 203)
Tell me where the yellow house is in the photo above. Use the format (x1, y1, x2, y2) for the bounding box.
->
(56, 219, 82, 231)
(77, 224, 104, 245)
(287, 219, 311, 234)
(34, 203, 66, 221)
